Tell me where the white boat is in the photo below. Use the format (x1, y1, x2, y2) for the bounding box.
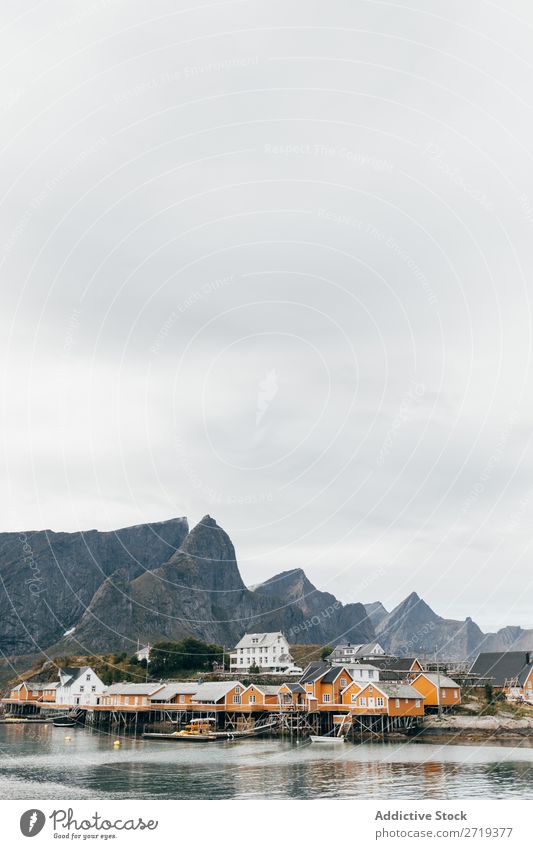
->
(309, 735, 346, 744)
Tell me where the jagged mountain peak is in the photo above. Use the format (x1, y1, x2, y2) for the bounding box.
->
(163, 515, 245, 592)
(255, 568, 311, 598)
(179, 515, 235, 557)
(402, 591, 422, 607)
(3, 513, 533, 660)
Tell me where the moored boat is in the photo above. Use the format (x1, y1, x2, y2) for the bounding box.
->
(53, 716, 78, 727)
(143, 731, 220, 742)
(309, 734, 346, 744)
(143, 718, 277, 742)
(143, 718, 219, 742)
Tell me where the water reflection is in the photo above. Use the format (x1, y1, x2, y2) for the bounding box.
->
(0, 725, 532, 799)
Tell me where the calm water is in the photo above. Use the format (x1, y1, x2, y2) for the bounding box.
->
(0, 724, 532, 799)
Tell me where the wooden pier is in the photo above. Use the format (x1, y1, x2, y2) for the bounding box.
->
(0, 701, 421, 739)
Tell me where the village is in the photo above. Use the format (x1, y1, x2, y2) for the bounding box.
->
(2, 632, 533, 741)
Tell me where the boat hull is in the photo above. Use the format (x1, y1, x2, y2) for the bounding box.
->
(309, 735, 345, 744)
(142, 732, 220, 742)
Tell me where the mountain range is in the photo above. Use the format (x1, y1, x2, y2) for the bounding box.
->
(0, 515, 531, 661)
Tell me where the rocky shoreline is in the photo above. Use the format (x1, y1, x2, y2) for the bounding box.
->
(412, 715, 533, 742)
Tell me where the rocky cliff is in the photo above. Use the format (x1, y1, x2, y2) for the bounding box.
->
(372, 591, 533, 660)
(252, 568, 375, 645)
(3, 516, 374, 656)
(67, 519, 375, 653)
(364, 601, 388, 629)
(0, 517, 189, 655)
(1, 515, 531, 660)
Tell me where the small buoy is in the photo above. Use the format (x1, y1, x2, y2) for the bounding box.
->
(64, 736, 71, 741)
(113, 740, 121, 747)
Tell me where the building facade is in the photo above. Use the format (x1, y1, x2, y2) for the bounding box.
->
(56, 667, 106, 707)
(327, 642, 386, 665)
(410, 672, 461, 711)
(230, 632, 296, 672)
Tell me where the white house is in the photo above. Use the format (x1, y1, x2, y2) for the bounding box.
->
(55, 667, 106, 707)
(230, 632, 295, 673)
(328, 641, 385, 665)
(135, 644, 151, 663)
(342, 663, 380, 684)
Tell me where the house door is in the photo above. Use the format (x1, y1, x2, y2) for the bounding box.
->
(75, 697, 80, 705)
(368, 698, 375, 708)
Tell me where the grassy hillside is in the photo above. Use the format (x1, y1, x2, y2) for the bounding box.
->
(1, 643, 328, 695)
(290, 644, 328, 668)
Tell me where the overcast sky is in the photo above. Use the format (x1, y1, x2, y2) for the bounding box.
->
(1, 0, 533, 632)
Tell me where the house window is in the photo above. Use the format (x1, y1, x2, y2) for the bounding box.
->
(376, 697, 384, 707)
(415, 699, 421, 707)
(454, 690, 458, 699)
(235, 686, 241, 694)
(86, 674, 90, 681)
(395, 698, 400, 708)
(179, 695, 185, 704)
(80, 686, 84, 693)
(323, 693, 331, 702)
(351, 694, 356, 703)
(249, 695, 256, 704)
(233, 695, 241, 704)
(91, 686, 96, 693)
(442, 689, 447, 698)
(359, 697, 366, 706)
(340, 678, 347, 687)
(239, 658, 244, 664)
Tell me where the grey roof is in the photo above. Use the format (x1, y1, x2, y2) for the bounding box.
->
(299, 661, 326, 681)
(192, 682, 242, 702)
(377, 682, 422, 699)
(300, 663, 330, 683)
(376, 669, 402, 682)
(233, 632, 286, 649)
(469, 652, 533, 687)
(244, 684, 281, 696)
(104, 682, 164, 696)
(261, 685, 283, 695)
(149, 683, 198, 701)
(364, 657, 421, 672)
(26, 680, 57, 690)
(415, 672, 460, 689)
(320, 666, 352, 684)
(59, 666, 88, 685)
(282, 683, 306, 693)
(330, 642, 384, 656)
